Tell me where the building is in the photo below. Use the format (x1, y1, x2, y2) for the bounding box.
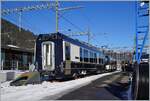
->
(1, 19, 36, 70)
(1, 45, 34, 70)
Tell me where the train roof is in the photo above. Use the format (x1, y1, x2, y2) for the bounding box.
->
(38, 32, 102, 53)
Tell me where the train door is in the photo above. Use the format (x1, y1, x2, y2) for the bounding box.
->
(65, 42, 71, 61)
(42, 41, 55, 71)
(64, 42, 71, 75)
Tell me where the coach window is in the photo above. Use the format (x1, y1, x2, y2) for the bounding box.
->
(65, 42, 70, 60)
(93, 53, 95, 63)
(101, 58, 104, 64)
(97, 53, 99, 64)
(90, 51, 92, 63)
(80, 48, 83, 62)
(84, 49, 88, 62)
(99, 59, 101, 64)
(92, 52, 94, 63)
(94, 53, 97, 63)
(98, 53, 101, 64)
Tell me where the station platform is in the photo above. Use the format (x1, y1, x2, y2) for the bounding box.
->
(58, 72, 131, 100)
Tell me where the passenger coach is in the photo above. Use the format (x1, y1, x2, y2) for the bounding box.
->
(35, 33, 110, 79)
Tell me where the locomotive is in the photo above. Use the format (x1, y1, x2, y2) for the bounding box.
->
(35, 32, 116, 80)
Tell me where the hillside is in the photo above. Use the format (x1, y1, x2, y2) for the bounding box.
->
(1, 19, 37, 51)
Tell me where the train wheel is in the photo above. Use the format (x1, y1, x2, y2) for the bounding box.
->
(73, 73, 78, 79)
(131, 63, 149, 100)
(96, 70, 101, 74)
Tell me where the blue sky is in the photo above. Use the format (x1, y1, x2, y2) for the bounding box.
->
(1, 1, 136, 51)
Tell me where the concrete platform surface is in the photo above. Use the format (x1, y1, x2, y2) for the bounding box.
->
(58, 72, 130, 100)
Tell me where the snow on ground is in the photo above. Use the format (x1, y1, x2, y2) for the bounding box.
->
(1, 71, 119, 101)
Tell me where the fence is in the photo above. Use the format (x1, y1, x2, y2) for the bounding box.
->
(1, 60, 31, 70)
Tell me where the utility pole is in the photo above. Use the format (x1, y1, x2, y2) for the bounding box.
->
(87, 26, 91, 43)
(55, 0, 59, 33)
(54, 1, 84, 33)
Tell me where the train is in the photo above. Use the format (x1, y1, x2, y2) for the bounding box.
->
(10, 32, 117, 86)
(35, 32, 117, 80)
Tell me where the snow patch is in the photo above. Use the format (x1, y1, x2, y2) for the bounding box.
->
(1, 71, 119, 101)
(7, 44, 19, 48)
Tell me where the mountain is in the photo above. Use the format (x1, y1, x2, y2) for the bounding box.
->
(1, 19, 37, 51)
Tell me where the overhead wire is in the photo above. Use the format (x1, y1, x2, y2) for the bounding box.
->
(35, 2, 57, 33)
(77, 3, 98, 44)
(27, 9, 52, 34)
(2, 14, 17, 26)
(60, 15, 85, 33)
(2, 8, 46, 34)
(3, 2, 91, 39)
(50, 2, 99, 45)
(20, 12, 43, 34)
(49, 6, 86, 33)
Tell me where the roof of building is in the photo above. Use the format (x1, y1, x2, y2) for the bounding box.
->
(1, 44, 34, 53)
(1, 18, 37, 53)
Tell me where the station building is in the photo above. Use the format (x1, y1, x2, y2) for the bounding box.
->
(1, 19, 36, 70)
(1, 45, 34, 70)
